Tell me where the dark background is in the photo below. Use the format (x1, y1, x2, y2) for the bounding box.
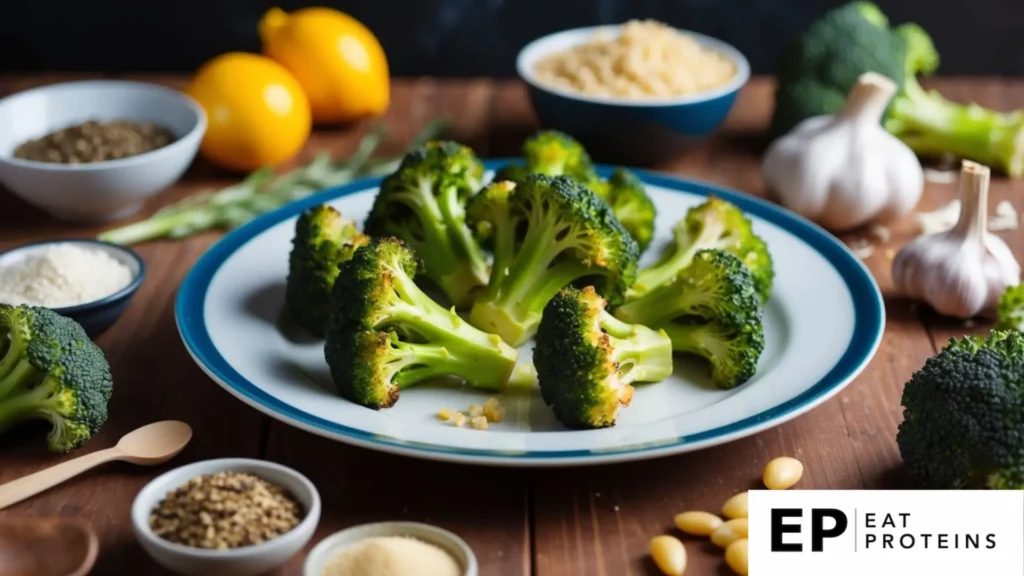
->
(2, 0, 1022, 75)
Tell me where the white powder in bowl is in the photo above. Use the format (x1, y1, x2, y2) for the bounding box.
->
(322, 535, 462, 576)
(0, 243, 134, 308)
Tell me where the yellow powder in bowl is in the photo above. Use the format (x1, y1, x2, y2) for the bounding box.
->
(322, 535, 462, 576)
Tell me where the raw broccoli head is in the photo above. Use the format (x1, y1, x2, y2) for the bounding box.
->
(466, 175, 639, 346)
(995, 284, 1024, 333)
(615, 250, 765, 389)
(285, 205, 368, 337)
(324, 238, 518, 408)
(522, 130, 597, 182)
(364, 140, 490, 307)
(534, 286, 673, 429)
(633, 196, 773, 302)
(897, 331, 1024, 489)
(588, 169, 656, 253)
(0, 305, 112, 452)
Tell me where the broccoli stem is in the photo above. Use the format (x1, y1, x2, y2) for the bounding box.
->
(887, 78, 1024, 178)
(602, 314, 674, 384)
(632, 217, 724, 297)
(0, 376, 55, 433)
(614, 281, 690, 327)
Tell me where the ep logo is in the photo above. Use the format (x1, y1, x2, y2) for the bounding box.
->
(771, 508, 848, 552)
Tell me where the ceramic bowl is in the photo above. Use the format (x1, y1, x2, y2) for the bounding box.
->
(302, 521, 478, 576)
(0, 80, 205, 222)
(0, 239, 145, 337)
(131, 458, 321, 576)
(515, 25, 750, 165)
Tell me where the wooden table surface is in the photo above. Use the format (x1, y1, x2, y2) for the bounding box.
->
(1, 75, 1022, 575)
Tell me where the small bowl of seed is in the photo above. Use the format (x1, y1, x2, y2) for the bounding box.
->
(0, 79, 206, 222)
(131, 458, 321, 576)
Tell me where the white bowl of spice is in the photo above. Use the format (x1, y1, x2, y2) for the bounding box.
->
(303, 522, 478, 576)
(0, 79, 205, 222)
(131, 458, 321, 576)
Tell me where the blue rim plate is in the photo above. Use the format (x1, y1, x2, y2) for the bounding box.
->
(175, 161, 884, 467)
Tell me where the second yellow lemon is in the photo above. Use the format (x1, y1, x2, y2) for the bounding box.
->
(259, 6, 390, 124)
(186, 52, 311, 172)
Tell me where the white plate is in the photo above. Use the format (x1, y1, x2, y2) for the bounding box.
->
(176, 162, 884, 467)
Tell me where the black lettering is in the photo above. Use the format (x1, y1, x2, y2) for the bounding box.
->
(966, 534, 979, 549)
(865, 513, 875, 528)
(883, 534, 894, 548)
(772, 509, 803, 552)
(899, 512, 911, 528)
(811, 509, 848, 552)
(938, 534, 948, 549)
(987, 534, 997, 549)
(921, 534, 932, 548)
(865, 534, 876, 548)
(900, 534, 915, 549)
(881, 513, 895, 528)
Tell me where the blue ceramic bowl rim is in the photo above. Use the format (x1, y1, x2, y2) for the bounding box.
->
(0, 238, 146, 313)
(516, 24, 751, 107)
(0, 79, 207, 172)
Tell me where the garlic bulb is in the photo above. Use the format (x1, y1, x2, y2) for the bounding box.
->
(892, 161, 1020, 318)
(762, 72, 924, 231)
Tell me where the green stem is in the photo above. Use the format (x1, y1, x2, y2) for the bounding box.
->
(604, 317, 673, 384)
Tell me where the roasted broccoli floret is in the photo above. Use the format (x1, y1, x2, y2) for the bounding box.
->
(324, 238, 518, 409)
(285, 205, 368, 337)
(496, 131, 656, 253)
(631, 197, 773, 302)
(466, 175, 639, 347)
(587, 169, 657, 253)
(364, 141, 490, 307)
(995, 283, 1024, 333)
(896, 331, 1024, 489)
(0, 305, 113, 452)
(534, 286, 673, 429)
(772, 1, 1024, 177)
(615, 249, 764, 389)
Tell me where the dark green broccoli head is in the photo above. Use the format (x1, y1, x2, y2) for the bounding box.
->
(285, 205, 368, 337)
(633, 196, 773, 302)
(660, 316, 765, 390)
(328, 237, 424, 334)
(534, 286, 672, 429)
(769, 1, 907, 138)
(996, 284, 1024, 333)
(0, 305, 112, 452)
(325, 329, 424, 409)
(467, 174, 639, 346)
(897, 331, 1024, 489)
(522, 130, 597, 182)
(364, 140, 489, 308)
(589, 169, 656, 253)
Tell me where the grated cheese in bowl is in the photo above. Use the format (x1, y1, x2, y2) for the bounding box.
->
(0, 243, 134, 308)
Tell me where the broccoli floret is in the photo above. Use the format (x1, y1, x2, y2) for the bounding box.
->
(587, 169, 657, 253)
(534, 286, 672, 429)
(466, 175, 639, 347)
(364, 141, 490, 308)
(324, 237, 518, 409)
(615, 250, 765, 389)
(631, 197, 773, 302)
(772, 1, 1024, 177)
(896, 331, 1024, 489)
(0, 305, 113, 452)
(521, 130, 598, 181)
(995, 284, 1024, 333)
(285, 205, 368, 337)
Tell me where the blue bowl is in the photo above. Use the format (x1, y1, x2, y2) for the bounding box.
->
(516, 25, 750, 166)
(0, 239, 145, 338)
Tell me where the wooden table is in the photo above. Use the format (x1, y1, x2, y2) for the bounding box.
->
(1, 75, 1022, 575)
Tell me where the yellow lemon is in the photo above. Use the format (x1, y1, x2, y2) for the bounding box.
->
(185, 52, 311, 172)
(259, 6, 390, 124)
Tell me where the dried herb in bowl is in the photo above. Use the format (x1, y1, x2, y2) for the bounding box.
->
(13, 120, 176, 164)
(149, 471, 304, 550)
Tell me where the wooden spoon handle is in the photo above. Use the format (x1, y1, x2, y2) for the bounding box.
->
(0, 448, 122, 510)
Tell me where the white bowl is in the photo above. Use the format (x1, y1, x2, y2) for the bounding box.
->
(302, 522, 478, 576)
(131, 458, 321, 576)
(0, 80, 206, 222)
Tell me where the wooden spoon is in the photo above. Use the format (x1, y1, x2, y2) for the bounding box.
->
(0, 420, 192, 510)
(0, 518, 98, 576)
